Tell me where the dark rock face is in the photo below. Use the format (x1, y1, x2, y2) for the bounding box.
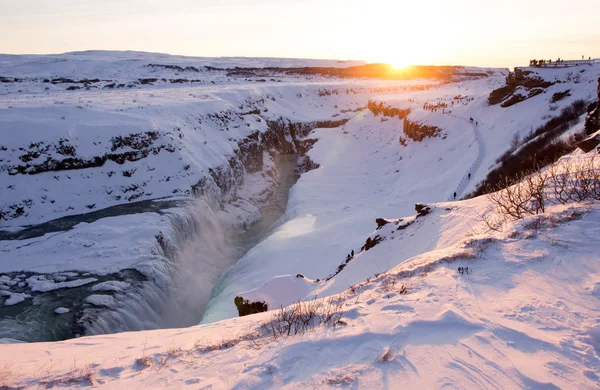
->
(500, 94, 527, 108)
(578, 133, 600, 153)
(6, 131, 171, 176)
(367, 101, 411, 119)
(190, 118, 347, 201)
(488, 85, 514, 105)
(295, 155, 319, 174)
(506, 69, 554, 90)
(361, 235, 382, 251)
(146, 64, 200, 73)
(376, 218, 389, 229)
(488, 68, 555, 106)
(138, 78, 158, 85)
(415, 203, 429, 214)
(1, 105, 347, 221)
(234, 296, 268, 317)
(402, 118, 442, 142)
(584, 78, 600, 136)
(551, 90, 571, 103)
(416, 206, 431, 217)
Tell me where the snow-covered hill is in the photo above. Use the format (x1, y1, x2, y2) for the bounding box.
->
(0, 52, 599, 389)
(2, 170, 599, 389)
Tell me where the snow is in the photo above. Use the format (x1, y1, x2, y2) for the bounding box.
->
(1, 199, 599, 388)
(3, 292, 31, 306)
(26, 275, 98, 292)
(54, 307, 69, 314)
(0, 52, 599, 388)
(0, 338, 25, 344)
(0, 51, 366, 80)
(0, 211, 173, 274)
(84, 294, 116, 308)
(90, 281, 131, 292)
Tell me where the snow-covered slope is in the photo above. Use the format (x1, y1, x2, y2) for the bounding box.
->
(2, 178, 599, 389)
(202, 63, 600, 323)
(1, 52, 599, 388)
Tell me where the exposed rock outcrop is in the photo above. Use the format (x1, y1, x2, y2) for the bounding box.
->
(584, 77, 600, 136)
(401, 118, 442, 143)
(190, 118, 348, 202)
(489, 68, 554, 106)
(234, 296, 268, 317)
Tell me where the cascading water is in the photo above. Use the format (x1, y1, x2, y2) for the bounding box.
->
(84, 199, 234, 333)
(83, 154, 299, 335)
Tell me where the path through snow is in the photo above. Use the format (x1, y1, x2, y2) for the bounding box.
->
(447, 113, 484, 200)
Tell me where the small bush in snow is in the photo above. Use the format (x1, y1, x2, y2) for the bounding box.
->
(122, 168, 137, 177)
(482, 155, 599, 232)
(39, 363, 96, 388)
(378, 347, 394, 363)
(487, 170, 549, 220)
(326, 374, 355, 386)
(0, 364, 13, 388)
(261, 297, 344, 339)
(135, 356, 151, 369)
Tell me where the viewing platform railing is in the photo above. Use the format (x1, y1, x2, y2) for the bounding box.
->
(529, 59, 597, 68)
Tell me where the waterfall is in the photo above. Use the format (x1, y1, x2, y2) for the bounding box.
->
(85, 154, 300, 335)
(84, 198, 237, 334)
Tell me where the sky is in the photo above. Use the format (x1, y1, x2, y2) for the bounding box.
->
(0, 0, 598, 68)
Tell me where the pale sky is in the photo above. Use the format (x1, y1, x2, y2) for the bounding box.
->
(1, 0, 598, 68)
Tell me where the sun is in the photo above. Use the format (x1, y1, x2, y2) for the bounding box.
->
(390, 59, 410, 70)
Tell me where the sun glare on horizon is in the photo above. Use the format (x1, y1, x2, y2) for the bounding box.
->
(390, 60, 410, 70)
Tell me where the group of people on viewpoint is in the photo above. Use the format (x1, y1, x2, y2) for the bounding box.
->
(530, 56, 592, 67)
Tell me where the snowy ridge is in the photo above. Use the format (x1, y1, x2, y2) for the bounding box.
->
(0, 51, 366, 79)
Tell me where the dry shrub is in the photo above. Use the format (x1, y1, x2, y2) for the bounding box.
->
(39, 362, 96, 388)
(195, 332, 261, 354)
(325, 374, 355, 386)
(155, 346, 184, 370)
(442, 249, 476, 262)
(380, 275, 396, 291)
(487, 169, 549, 220)
(0, 365, 13, 389)
(522, 216, 546, 231)
(134, 341, 152, 369)
(485, 155, 600, 223)
(481, 211, 505, 232)
(134, 356, 152, 369)
(261, 296, 344, 339)
(378, 347, 394, 363)
(549, 156, 600, 203)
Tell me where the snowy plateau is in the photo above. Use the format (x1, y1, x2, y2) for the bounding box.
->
(0, 51, 599, 389)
